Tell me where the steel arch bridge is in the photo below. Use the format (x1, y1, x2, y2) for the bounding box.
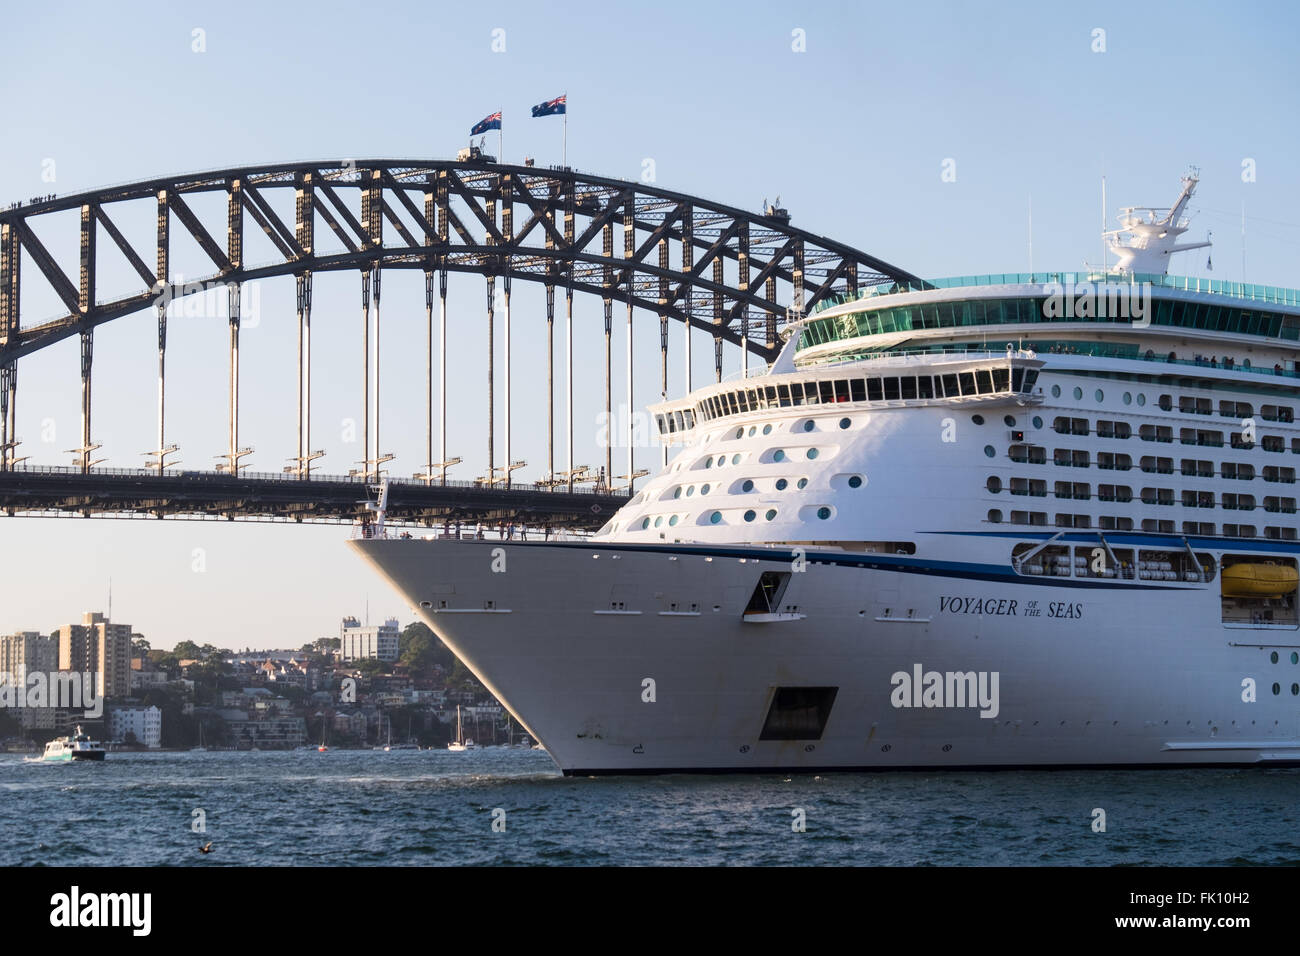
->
(0, 158, 917, 525)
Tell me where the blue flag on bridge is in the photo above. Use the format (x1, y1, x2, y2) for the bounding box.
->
(531, 95, 566, 118)
(470, 111, 502, 136)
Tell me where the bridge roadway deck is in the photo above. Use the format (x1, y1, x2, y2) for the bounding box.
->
(0, 468, 628, 529)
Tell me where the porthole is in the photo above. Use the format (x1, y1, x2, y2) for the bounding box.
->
(983, 445, 996, 458)
(765, 509, 777, 521)
(1123, 392, 1132, 405)
(1051, 384, 1061, 398)
(732, 453, 741, 464)
(701, 484, 711, 495)
(640, 517, 650, 530)
(1292, 652, 1299, 665)
(686, 486, 695, 497)
(797, 477, 808, 489)
(1095, 389, 1104, 402)
(669, 514, 679, 526)
(744, 510, 756, 522)
(709, 511, 722, 524)
(673, 486, 682, 499)
(1271, 651, 1279, 664)
(1272, 682, 1281, 696)
(1032, 415, 1043, 429)
(817, 507, 831, 520)
(735, 427, 744, 439)
(807, 448, 819, 460)
(986, 476, 1001, 493)
(1293, 683, 1299, 696)
(988, 509, 1003, 523)
(762, 424, 773, 435)
(775, 478, 788, 491)
(1137, 394, 1146, 406)
(802, 420, 815, 433)
(773, 449, 786, 462)
(971, 414, 985, 425)
(1073, 386, 1083, 400)
(848, 475, 863, 489)
(1003, 415, 1016, 427)
(704, 457, 713, 468)
(742, 479, 754, 492)
(839, 417, 851, 429)
(654, 516, 663, 528)
(747, 426, 756, 437)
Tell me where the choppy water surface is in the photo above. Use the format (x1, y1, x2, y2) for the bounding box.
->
(1, 749, 1296, 865)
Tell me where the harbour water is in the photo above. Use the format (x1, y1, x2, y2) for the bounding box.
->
(2, 749, 1297, 866)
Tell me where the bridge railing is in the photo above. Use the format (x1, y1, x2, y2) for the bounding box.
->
(7, 463, 628, 495)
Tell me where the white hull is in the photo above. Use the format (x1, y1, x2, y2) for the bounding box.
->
(351, 537, 1300, 774)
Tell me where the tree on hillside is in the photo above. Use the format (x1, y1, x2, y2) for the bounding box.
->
(399, 621, 455, 673)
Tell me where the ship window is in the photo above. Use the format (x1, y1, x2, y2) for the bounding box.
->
(817, 507, 831, 520)
(959, 372, 976, 395)
(984, 445, 996, 458)
(992, 368, 1010, 391)
(900, 377, 918, 400)
(850, 379, 866, 401)
(773, 449, 786, 462)
(744, 510, 756, 522)
(850, 475, 864, 489)
(1137, 394, 1146, 406)
(777, 384, 792, 407)
(742, 479, 754, 492)
(977, 370, 994, 394)
(759, 687, 838, 741)
(641, 518, 650, 530)
(807, 448, 819, 460)
(709, 511, 722, 524)
(1004, 415, 1016, 428)
(839, 417, 851, 429)
(765, 509, 777, 521)
(797, 478, 809, 489)
(918, 377, 935, 399)
(775, 478, 788, 491)
(988, 509, 1003, 523)
(972, 414, 986, 425)
(867, 378, 883, 401)
(1012, 368, 1025, 392)
(940, 374, 958, 397)
(802, 420, 815, 432)
(819, 381, 835, 404)
(1051, 384, 1061, 398)
(673, 487, 682, 499)
(735, 427, 744, 439)
(883, 378, 900, 400)
(762, 424, 773, 435)
(669, 515, 679, 526)
(701, 484, 712, 495)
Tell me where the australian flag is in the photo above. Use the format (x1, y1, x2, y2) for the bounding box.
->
(470, 111, 502, 136)
(531, 95, 566, 118)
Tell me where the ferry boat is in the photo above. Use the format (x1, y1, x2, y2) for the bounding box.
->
(42, 726, 106, 762)
(352, 172, 1300, 774)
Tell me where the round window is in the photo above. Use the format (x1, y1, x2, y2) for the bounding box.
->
(735, 427, 744, 439)
(983, 445, 996, 458)
(1003, 415, 1016, 427)
(773, 449, 786, 462)
(1123, 392, 1132, 405)
(1051, 384, 1061, 398)
(775, 478, 788, 491)
(1032, 416, 1043, 429)
(744, 510, 756, 522)
(686, 486, 695, 497)
(1292, 652, 1299, 665)
(762, 424, 773, 435)
(1273, 682, 1281, 696)
(986, 476, 1001, 493)
(1073, 386, 1083, 400)
(640, 517, 650, 530)
(654, 516, 663, 527)
(1137, 394, 1146, 406)
(709, 511, 722, 524)
(839, 417, 851, 429)
(1271, 651, 1279, 664)
(732, 454, 741, 465)
(747, 426, 756, 437)
(701, 484, 711, 495)
(807, 448, 819, 460)
(742, 479, 754, 492)
(704, 457, 713, 468)
(817, 507, 831, 520)
(1293, 683, 1299, 696)
(1095, 389, 1104, 402)
(848, 475, 863, 489)
(797, 478, 808, 489)
(669, 514, 678, 526)
(972, 414, 985, 425)
(803, 420, 815, 433)
(673, 487, 682, 499)
(765, 509, 777, 521)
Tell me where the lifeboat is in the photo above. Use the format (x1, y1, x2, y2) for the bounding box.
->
(1221, 562, 1298, 598)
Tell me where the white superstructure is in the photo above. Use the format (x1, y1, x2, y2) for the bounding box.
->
(352, 174, 1300, 774)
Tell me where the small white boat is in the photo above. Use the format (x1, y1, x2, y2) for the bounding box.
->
(447, 706, 478, 751)
(43, 726, 105, 762)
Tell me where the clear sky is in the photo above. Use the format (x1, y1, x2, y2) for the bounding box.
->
(2, 0, 1298, 649)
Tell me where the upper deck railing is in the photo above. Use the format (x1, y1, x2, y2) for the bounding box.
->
(809, 272, 1300, 315)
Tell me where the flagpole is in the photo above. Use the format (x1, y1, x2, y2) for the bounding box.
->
(562, 92, 567, 168)
(499, 108, 503, 163)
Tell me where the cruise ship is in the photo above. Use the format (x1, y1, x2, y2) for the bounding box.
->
(352, 172, 1300, 774)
